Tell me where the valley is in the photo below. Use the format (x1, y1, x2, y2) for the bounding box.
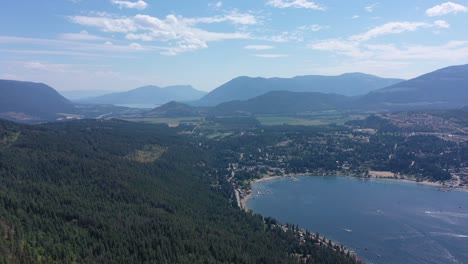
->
(1, 63, 468, 264)
(3, 1, 468, 262)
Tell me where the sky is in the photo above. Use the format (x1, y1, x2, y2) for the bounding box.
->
(1, 0, 468, 92)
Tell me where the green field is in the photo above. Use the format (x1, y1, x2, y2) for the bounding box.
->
(125, 112, 354, 127)
(124, 117, 203, 126)
(256, 113, 351, 126)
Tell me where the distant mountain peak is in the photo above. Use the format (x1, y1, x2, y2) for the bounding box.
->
(79, 84, 206, 106)
(194, 73, 404, 106)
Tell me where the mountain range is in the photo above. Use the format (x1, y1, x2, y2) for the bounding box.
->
(212, 91, 349, 115)
(2, 64, 467, 122)
(193, 73, 404, 106)
(151, 64, 468, 116)
(79, 85, 206, 107)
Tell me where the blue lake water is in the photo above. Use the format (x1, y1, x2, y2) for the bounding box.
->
(247, 176, 468, 264)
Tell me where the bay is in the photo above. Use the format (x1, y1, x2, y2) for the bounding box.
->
(247, 176, 468, 264)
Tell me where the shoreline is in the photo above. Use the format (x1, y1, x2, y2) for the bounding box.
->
(240, 172, 468, 211)
(239, 172, 467, 264)
(239, 173, 364, 262)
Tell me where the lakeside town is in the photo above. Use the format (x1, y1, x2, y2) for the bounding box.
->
(188, 112, 468, 211)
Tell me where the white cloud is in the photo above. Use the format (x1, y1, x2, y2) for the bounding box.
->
(244, 45, 275, 50)
(426, 2, 467, 17)
(352, 15, 360, 19)
(263, 31, 304, 43)
(59, 30, 107, 41)
(69, 13, 253, 55)
(111, 0, 148, 10)
(0, 36, 160, 55)
(0, 49, 138, 59)
(309, 38, 468, 62)
(308, 40, 371, 58)
(23, 61, 77, 73)
(365, 3, 378, 13)
(24, 62, 48, 71)
(367, 41, 468, 61)
(308, 20, 454, 59)
(266, 0, 325, 10)
(186, 12, 258, 25)
(350, 22, 430, 42)
(254, 54, 288, 58)
(434, 20, 450, 28)
(298, 24, 329, 32)
(69, 16, 138, 33)
(208, 1, 223, 8)
(261, 24, 327, 43)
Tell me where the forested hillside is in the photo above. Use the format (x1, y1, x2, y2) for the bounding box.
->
(0, 80, 76, 122)
(0, 119, 355, 263)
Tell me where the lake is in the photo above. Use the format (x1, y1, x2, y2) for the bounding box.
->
(247, 176, 468, 264)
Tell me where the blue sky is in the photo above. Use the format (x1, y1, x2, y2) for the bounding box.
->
(1, 0, 468, 92)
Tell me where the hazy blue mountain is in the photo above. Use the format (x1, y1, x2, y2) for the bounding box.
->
(80, 85, 206, 106)
(195, 73, 403, 106)
(144, 101, 207, 117)
(357, 64, 468, 110)
(0, 80, 76, 122)
(212, 91, 350, 115)
(60, 90, 116, 100)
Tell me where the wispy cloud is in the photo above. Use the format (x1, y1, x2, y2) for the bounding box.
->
(266, 0, 325, 10)
(245, 45, 275, 50)
(426, 2, 467, 17)
(261, 24, 327, 43)
(350, 22, 431, 42)
(366, 41, 468, 61)
(254, 54, 288, 58)
(22, 61, 77, 73)
(434, 20, 450, 28)
(59, 30, 107, 41)
(365, 3, 378, 13)
(0, 36, 162, 54)
(309, 20, 453, 59)
(0, 49, 138, 59)
(69, 16, 138, 33)
(308, 40, 371, 58)
(185, 12, 258, 25)
(111, 0, 148, 10)
(298, 24, 329, 32)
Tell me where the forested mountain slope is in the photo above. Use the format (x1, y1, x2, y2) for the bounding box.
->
(0, 119, 355, 263)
